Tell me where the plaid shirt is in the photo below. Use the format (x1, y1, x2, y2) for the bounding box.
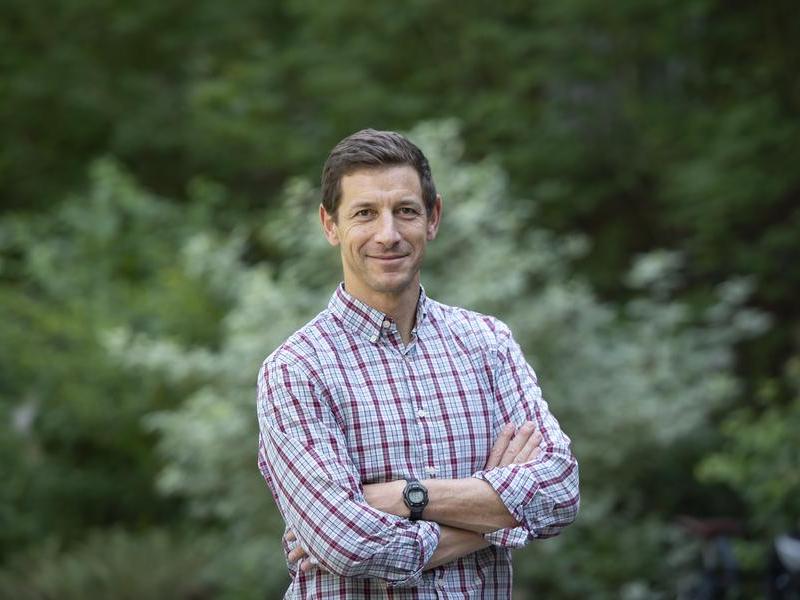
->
(257, 284, 579, 599)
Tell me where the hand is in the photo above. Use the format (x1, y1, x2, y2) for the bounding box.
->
(484, 421, 542, 469)
(286, 529, 325, 573)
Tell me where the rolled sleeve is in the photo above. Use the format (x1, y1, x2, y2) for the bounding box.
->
(482, 526, 530, 549)
(474, 456, 578, 540)
(257, 360, 440, 586)
(376, 520, 441, 588)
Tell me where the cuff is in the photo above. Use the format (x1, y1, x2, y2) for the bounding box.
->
(483, 526, 531, 549)
(472, 465, 554, 538)
(386, 520, 441, 588)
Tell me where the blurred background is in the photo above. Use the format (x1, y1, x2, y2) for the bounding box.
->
(1, 1, 799, 598)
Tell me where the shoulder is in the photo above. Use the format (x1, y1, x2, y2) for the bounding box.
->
(425, 298, 513, 353)
(261, 309, 335, 379)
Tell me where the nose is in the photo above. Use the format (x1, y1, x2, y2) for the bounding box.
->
(373, 211, 402, 247)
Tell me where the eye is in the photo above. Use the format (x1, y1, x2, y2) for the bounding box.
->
(398, 206, 420, 216)
(354, 208, 373, 218)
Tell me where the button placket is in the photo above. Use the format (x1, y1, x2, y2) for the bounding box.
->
(399, 345, 426, 475)
(400, 347, 439, 482)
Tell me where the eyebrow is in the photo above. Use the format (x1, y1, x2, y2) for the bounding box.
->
(348, 197, 423, 212)
(348, 200, 377, 213)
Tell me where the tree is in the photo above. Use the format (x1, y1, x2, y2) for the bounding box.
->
(0, 159, 227, 559)
(4, 0, 797, 406)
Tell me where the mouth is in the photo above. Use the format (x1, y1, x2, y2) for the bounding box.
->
(370, 255, 409, 262)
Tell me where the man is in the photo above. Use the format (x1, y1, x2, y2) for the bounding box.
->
(257, 129, 579, 598)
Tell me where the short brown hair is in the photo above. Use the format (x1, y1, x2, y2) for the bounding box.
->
(321, 129, 437, 218)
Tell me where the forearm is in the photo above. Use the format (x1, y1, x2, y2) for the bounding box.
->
(267, 442, 440, 583)
(364, 478, 518, 534)
(424, 478, 518, 533)
(424, 526, 490, 570)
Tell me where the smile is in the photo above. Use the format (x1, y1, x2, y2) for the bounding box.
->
(370, 255, 408, 261)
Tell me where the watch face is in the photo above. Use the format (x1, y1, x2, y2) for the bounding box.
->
(409, 489, 425, 504)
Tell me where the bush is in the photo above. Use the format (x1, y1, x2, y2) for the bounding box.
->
(0, 529, 216, 600)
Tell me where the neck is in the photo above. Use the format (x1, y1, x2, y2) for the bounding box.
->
(344, 279, 420, 344)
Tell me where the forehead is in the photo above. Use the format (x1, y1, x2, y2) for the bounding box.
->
(339, 165, 423, 206)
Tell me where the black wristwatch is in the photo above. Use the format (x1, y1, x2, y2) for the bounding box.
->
(403, 478, 429, 521)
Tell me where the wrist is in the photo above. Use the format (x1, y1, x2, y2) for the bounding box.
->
(395, 479, 412, 517)
(364, 480, 409, 517)
(403, 478, 429, 521)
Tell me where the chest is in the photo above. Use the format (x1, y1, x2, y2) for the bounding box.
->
(319, 335, 497, 482)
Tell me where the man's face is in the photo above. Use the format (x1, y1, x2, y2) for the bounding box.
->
(320, 165, 441, 305)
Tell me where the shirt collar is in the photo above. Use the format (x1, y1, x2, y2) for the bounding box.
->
(328, 283, 429, 343)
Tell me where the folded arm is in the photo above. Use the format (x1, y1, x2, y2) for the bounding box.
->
(363, 421, 542, 533)
(257, 360, 440, 587)
(287, 422, 540, 572)
(473, 323, 580, 544)
(288, 524, 490, 573)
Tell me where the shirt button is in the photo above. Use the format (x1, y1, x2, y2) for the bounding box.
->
(382, 320, 390, 328)
(425, 465, 437, 476)
(417, 409, 427, 418)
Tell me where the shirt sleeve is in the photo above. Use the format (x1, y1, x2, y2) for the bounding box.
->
(482, 526, 530, 549)
(472, 322, 580, 545)
(257, 359, 441, 587)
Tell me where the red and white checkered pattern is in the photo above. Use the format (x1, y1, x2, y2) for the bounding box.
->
(257, 284, 579, 598)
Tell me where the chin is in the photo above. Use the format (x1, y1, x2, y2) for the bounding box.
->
(369, 274, 415, 295)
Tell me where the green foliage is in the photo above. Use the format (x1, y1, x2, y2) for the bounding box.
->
(0, 529, 216, 600)
(4, 1, 798, 292)
(4, 4, 798, 507)
(0, 160, 229, 559)
(698, 358, 800, 532)
(4, 1, 798, 345)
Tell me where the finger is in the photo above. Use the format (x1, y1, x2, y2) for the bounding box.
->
(300, 557, 319, 572)
(488, 423, 515, 466)
(500, 421, 533, 462)
(515, 429, 542, 463)
(288, 546, 308, 562)
(524, 444, 542, 463)
(485, 423, 514, 469)
(286, 530, 296, 542)
(288, 547, 305, 562)
(501, 422, 535, 464)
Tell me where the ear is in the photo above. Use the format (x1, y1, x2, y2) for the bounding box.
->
(426, 194, 442, 241)
(320, 204, 340, 246)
